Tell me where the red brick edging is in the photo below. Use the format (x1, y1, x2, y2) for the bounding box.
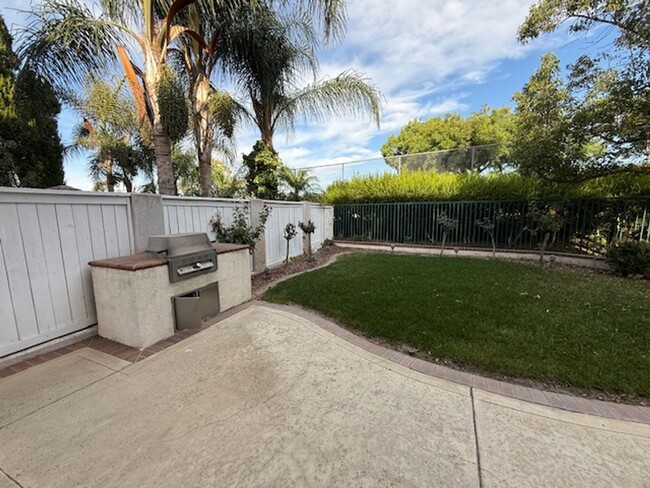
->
(258, 301, 650, 425)
(0, 328, 202, 378)
(2, 300, 649, 425)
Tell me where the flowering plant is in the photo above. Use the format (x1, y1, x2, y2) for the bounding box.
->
(210, 205, 271, 254)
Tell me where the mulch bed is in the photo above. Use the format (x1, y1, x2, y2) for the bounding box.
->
(252, 244, 348, 295)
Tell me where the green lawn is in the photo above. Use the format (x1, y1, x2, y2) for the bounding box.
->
(263, 253, 650, 398)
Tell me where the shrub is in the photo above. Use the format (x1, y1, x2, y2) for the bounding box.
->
(606, 240, 650, 278)
(210, 205, 271, 254)
(322, 170, 650, 204)
(243, 140, 283, 199)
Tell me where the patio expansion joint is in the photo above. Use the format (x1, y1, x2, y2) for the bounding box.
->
(470, 387, 484, 488)
(0, 370, 120, 432)
(258, 301, 650, 425)
(0, 465, 26, 487)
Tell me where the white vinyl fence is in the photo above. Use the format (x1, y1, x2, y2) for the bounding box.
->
(264, 201, 304, 266)
(0, 188, 133, 356)
(0, 188, 332, 356)
(162, 197, 333, 268)
(161, 196, 247, 236)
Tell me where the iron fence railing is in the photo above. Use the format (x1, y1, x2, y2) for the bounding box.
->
(334, 197, 650, 255)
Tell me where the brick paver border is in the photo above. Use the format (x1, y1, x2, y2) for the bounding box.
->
(257, 301, 650, 425)
(0, 301, 253, 379)
(0, 328, 201, 378)
(2, 300, 648, 425)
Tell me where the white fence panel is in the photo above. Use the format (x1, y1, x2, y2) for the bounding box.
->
(264, 202, 303, 266)
(310, 204, 327, 250)
(323, 206, 334, 241)
(162, 196, 248, 237)
(0, 188, 133, 357)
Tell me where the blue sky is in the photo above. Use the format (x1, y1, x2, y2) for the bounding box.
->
(1, 0, 603, 190)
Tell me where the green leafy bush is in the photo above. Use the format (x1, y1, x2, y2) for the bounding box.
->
(243, 140, 283, 199)
(606, 241, 650, 279)
(210, 205, 271, 254)
(323, 171, 650, 204)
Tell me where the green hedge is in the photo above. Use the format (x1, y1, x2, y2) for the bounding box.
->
(323, 171, 650, 204)
(607, 241, 650, 278)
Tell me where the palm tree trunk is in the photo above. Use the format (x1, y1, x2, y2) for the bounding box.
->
(145, 54, 175, 195)
(192, 75, 214, 197)
(261, 128, 274, 149)
(254, 99, 275, 151)
(104, 159, 114, 192)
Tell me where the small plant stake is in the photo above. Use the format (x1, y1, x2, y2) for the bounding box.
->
(476, 216, 497, 258)
(299, 220, 316, 261)
(283, 223, 297, 264)
(437, 213, 459, 257)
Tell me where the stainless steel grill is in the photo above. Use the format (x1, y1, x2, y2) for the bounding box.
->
(146, 233, 217, 283)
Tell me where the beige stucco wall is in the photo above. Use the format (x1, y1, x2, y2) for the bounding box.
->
(216, 249, 252, 311)
(91, 249, 251, 349)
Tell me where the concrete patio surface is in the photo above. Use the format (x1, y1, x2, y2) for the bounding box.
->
(0, 305, 648, 487)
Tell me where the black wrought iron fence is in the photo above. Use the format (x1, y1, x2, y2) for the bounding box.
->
(334, 197, 650, 255)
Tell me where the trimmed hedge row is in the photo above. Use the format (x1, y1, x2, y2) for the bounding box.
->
(323, 171, 650, 204)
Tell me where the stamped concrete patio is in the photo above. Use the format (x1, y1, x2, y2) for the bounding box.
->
(0, 304, 648, 487)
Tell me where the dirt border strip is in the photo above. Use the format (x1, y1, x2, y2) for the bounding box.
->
(253, 250, 353, 298)
(257, 301, 650, 425)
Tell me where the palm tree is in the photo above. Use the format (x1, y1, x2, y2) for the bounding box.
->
(65, 77, 142, 192)
(19, 0, 198, 194)
(20, 0, 356, 194)
(281, 167, 320, 200)
(224, 6, 382, 152)
(168, 0, 349, 196)
(165, 2, 239, 197)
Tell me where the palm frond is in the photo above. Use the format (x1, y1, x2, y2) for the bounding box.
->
(273, 69, 382, 133)
(273, 0, 347, 44)
(18, 0, 124, 86)
(99, 0, 143, 28)
(280, 166, 321, 199)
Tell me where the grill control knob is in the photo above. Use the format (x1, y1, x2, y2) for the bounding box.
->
(193, 262, 201, 269)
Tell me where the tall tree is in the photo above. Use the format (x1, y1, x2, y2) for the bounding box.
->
(0, 14, 64, 188)
(380, 106, 515, 173)
(512, 53, 605, 182)
(168, 0, 349, 196)
(224, 5, 381, 152)
(0, 14, 20, 186)
(65, 78, 149, 192)
(20, 0, 193, 194)
(511, 53, 599, 181)
(517, 0, 650, 178)
(166, 2, 239, 197)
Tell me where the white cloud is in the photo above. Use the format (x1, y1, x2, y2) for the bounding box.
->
(269, 0, 552, 173)
(1, 0, 568, 190)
